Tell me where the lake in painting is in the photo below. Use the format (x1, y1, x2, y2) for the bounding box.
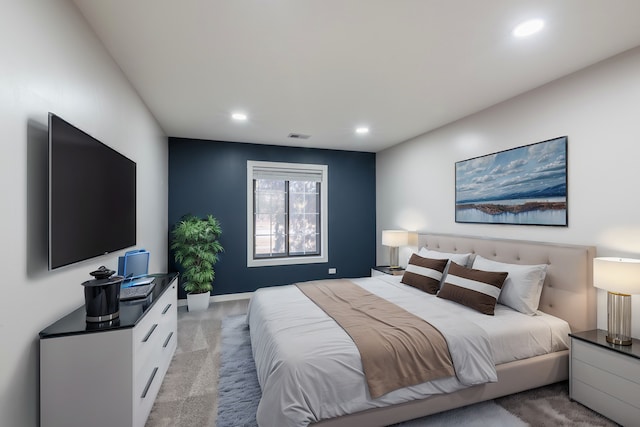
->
(455, 137, 567, 226)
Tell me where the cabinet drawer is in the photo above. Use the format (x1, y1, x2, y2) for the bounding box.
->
(570, 337, 640, 426)
(572, 339, 640, 384)
(134, 364, 162, 427)
(572, 378, 639, 426)
(132, 283, 177, 426)
(159, 295, 177, 337)
(572, 358, 640, 408)
(160, 303, 177, 361)
(134, 321, 175, 406)
(134, 285, 177, 385)
(133, 285, 175, 344)
(134, 315, 176, 386)
(135, 320, 162, 374)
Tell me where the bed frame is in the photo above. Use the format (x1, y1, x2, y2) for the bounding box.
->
(313, 233, 596, 427)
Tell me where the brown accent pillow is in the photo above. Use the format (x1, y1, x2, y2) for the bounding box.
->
(437, 262, 508, 315)
(401, 254, 448, 294)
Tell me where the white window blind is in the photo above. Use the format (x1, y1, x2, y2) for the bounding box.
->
(251, 166, 324, 182)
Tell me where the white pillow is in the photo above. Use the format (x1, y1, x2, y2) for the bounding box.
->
(418, 248, 472, 267)
(472, 255, 548, 315)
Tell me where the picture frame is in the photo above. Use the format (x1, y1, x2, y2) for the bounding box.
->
(455, 136, 568, 226)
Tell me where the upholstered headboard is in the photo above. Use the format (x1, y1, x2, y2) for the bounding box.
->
(418, 233, 596, 333)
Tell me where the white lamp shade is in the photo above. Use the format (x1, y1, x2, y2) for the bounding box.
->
(381, 230, 408, 247)
(593, 257, 640, 295)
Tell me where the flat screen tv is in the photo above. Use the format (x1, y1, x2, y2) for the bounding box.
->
(49, 113, 136, 270)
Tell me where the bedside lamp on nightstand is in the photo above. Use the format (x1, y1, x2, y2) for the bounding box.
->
(382, 230, 408, 270)
(594, 257, 640, 345)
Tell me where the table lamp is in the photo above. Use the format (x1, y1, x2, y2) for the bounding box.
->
(382, 230, 408, 269)
(593, 257, 640, 345)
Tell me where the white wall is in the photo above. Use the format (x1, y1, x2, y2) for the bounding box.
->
(0, 2, 168, 426)
(377, 46, 640, 338)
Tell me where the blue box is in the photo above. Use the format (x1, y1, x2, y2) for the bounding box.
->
(117, 249, 150, 280)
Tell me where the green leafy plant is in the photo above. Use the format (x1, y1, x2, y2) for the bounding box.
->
(171, 214, 224, 294)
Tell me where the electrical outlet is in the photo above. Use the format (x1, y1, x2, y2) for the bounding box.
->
(328, 268, 337, 274)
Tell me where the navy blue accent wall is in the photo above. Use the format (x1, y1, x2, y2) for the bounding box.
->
(168, 138, 376, 297)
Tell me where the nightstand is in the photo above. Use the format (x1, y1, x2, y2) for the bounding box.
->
(371, 266, 405, 277)
(569, 329, 640, 426)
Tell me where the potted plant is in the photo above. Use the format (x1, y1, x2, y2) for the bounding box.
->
(171, 214, 224, 311)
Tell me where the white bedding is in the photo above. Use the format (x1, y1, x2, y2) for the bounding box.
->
(247, 275, 570, 427)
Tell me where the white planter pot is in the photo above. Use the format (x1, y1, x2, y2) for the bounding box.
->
(186, 291, 210, 311)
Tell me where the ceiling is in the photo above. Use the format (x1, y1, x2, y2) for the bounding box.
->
(72, 0, 640, 153)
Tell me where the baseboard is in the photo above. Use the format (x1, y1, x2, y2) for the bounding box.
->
(177, 291, 254, 306)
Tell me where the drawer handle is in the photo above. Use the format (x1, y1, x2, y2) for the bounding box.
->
(162, 303, 172, 315)
(143, 324, 158, 342)
(163, 331, 174, 348)
(141, 367, 159, 399)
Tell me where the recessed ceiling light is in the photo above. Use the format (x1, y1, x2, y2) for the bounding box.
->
(231, 113, 247, 121)
(513, 19, 545, 38)
(355, 127, 369, 134)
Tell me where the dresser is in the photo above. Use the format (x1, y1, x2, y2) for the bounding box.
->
(39, 273, 178, 427)
(569, 329, 640, 426)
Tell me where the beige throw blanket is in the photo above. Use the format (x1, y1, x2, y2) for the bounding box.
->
(296, 279, 454, 398)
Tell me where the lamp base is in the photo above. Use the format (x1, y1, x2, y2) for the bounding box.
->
(389, 246, 399, 269)
(605, 335, 632, 346)
(606, 291, 632, 346)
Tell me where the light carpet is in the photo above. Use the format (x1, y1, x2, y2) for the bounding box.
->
(216, 315, 616, 427)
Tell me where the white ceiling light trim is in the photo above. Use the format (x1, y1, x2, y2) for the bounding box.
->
(231, 112, 247, 121)
(513, 19, 545, 38)
(355, 127, 370, 134)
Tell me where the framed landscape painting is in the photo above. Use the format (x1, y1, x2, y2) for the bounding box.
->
(455, 136, 568, 226)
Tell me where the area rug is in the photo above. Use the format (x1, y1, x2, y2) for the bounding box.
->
(216, 315, 261, 427)
(216, 315, 615, 427)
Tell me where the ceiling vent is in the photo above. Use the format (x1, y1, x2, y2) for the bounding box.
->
(288, 133, 311, 140)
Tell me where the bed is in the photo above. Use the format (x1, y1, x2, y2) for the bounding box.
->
(247, 233, 596, 427)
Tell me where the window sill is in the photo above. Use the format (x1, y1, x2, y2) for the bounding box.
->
(247, 254, 328, 268)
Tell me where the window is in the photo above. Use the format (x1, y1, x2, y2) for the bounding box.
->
(247, 161, 328, 267)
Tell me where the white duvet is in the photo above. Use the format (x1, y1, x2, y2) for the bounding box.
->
(247, 275, 570, 427)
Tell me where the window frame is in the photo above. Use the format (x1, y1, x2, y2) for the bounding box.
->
(247, 160, 328, 267)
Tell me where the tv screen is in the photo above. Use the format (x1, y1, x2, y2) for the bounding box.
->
(49, 113, 136, 270)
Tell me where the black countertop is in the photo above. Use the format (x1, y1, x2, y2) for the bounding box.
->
(39, 273, 178, 339)
(570, 329, 640, 360)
